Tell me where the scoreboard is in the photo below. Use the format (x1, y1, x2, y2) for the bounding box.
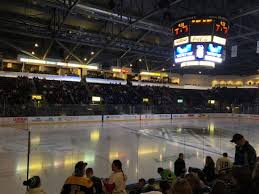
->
(172, 16, 229, 68)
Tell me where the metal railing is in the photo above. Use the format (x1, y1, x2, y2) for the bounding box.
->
(240, 104, 259, 114)
(0, 103, 229, 117)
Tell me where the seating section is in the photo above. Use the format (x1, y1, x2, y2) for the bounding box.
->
(0, 77, 257, 106)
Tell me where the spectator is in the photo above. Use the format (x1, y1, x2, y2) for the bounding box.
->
(172, 179, 193, 194)
(216, 153, 232, 174)
(104, 160, 127, 194)
(188, 167, 206, 185)
(185, 173, 202, 194)
(159, 181, 171, 194)
(131, 178, 146, 194)
(143, 179, 157, 192)
(174, 153, 186, 177)
(61, 161, 93, 194)
(202, 156, 216, 183)
(23, 176, 46, 194)
(232, 166, 255, 194)
(200, 187, 211, 194)
(252, 162, 259, 194)
(230, 133, 257, 171)
(157, 167, 176, 184)
(86, 168, 103, 194)
(211, 181, 229, 194)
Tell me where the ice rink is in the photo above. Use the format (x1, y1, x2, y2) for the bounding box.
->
(0, 117, 259, 194)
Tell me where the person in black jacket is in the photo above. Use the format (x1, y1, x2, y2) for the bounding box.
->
(232, 166, 255, 194)
(202, 156, 216, 183)
(230, 133, 257, 172)
(86, 168, 103, 194)
(174, 153, 186, 177)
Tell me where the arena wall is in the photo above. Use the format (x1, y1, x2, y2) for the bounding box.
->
(1, 113, 259, 127)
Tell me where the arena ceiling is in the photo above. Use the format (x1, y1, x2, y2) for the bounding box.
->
(0, 0, 259, 75)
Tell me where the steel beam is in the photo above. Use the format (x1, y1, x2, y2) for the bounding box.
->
(229, 31, 259, 40)
(0, 39, 39, 59)
(120, 31, 151, 59)
(43, 40, 54, 59)
(65, 43, 81, 61)
(55, 40, 83, 63)
(58, 0, 80, 31)
(230, 7, 259, 20)
(86, 0, 182, 64)
(9, 0, 172, 36)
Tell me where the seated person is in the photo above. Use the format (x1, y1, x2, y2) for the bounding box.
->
(23, 176, 46, 194)
(157, 167, 176, 184)
(61, 161, 93, 194)
(143, 178, 157, 192)
(86, 167, 103, 194)
(216, 153, 233, 175)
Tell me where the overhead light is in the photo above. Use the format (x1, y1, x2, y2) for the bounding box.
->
(19, 57, 98, 70)
(112, 68, 121, 73)
(34, 43, 39, 47)
(20, 58, 45, 64)
(162, 68, 165, 71)
(91, 51, 95, 55)
(199, 71, 202, 74)
(31, 51, 35, 55)
(173, 64, 176, 67)
(130, 64, 133, 67)
(92, 96, 101, 102)
(140, 72, 161, 76)
(138, 58, 142, 62)
(84, 58, 87, 61)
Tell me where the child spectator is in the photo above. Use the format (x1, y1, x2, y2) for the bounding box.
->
(86, 168, 103, 194)
(23, 176, 46, 194)
(157, 167, 176, 184)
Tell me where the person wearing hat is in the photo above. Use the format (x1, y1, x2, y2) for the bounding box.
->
(231, 133, 257, 171)
(61, 161, 93, 194)
(23, 176, 46, 194)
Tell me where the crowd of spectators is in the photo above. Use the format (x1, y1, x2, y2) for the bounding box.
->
(23, 134, 258, 194)
(0, 77, 258, 116)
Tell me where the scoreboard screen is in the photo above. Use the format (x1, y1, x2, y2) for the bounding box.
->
(172, 16, 229, 68)
(172, 16, 229, 39)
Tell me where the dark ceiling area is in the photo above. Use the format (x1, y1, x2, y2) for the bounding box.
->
(0, 0, 259, 75)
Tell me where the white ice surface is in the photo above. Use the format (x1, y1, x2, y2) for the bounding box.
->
(0, 118, 259, 194)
